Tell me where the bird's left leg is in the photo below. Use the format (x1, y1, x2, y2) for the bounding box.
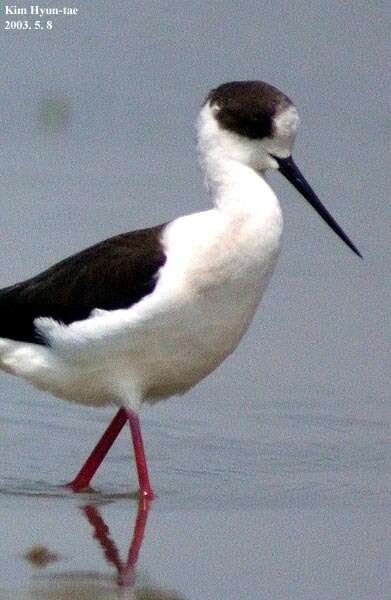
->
(126, 409, 154, 501)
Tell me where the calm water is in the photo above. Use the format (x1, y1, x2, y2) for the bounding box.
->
(1, 383, 391, 599)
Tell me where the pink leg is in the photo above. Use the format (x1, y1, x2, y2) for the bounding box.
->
(67, 408, 128, 491)
(126, 410, 154, 501)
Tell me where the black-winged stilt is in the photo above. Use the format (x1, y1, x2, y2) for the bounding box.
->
(0, 81, 360, 499)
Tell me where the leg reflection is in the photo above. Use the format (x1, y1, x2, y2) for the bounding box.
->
(82, 496, 151, 587)
(26, 497, 186, 599)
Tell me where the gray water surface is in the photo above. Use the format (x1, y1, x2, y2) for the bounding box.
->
(1, 386, 391, 599)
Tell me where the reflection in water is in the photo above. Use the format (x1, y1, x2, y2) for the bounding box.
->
(82, 499, 149, 587)
(24, 499, 185, 600)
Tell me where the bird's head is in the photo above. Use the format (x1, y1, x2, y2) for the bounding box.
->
(197, 80, 361, 257)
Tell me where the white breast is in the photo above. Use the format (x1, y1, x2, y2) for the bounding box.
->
(141, 185, 282, 400)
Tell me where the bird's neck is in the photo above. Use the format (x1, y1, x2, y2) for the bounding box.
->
(199, 145, 279, 220)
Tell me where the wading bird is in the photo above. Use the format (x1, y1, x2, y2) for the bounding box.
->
(0, 81, 360, 499)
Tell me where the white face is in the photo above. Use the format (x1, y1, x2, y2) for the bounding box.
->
(197, 102, 300, 173)
(264, 105, 300, 163)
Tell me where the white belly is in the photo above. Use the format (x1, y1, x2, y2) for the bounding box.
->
(141, 204, 283, 401)
(142, 277, 273, 401)
(0, 202, 282, 408)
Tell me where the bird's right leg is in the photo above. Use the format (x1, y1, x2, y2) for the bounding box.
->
(67, 407, 128, 491)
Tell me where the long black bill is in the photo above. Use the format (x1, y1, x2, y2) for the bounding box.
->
(273, 155, 362, 258)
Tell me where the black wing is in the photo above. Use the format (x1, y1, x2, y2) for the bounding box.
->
(0, 224, 167, 345)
